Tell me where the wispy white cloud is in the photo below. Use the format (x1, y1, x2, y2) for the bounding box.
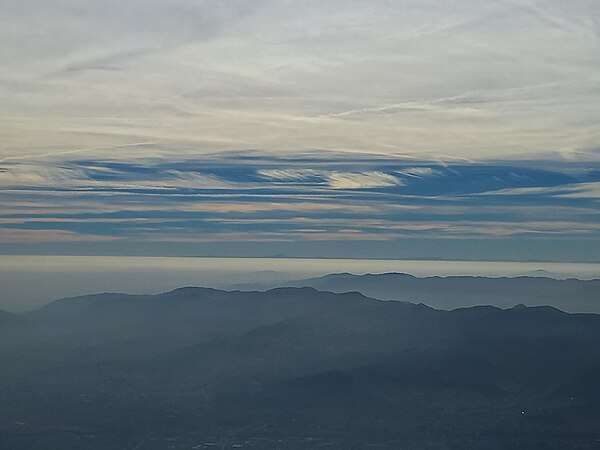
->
(259, 168, 406, 189)
(257, 169, 321, 181)
(479, 182, 600, 199)
(327, 171, 403, 189)
(0, 161, 238, 190)
(1, 0, 599, 161)
(0, 228, 118, 243)
(0, 142, 156, 164)
(559, 182, 600, 199)
(0, 163, 89, 187)
(397, 167, 440, 178)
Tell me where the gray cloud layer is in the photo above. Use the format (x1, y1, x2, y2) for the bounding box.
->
(2, 0, 600, 160)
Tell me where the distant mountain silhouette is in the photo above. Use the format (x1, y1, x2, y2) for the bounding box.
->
(257, 272, 600, 313)
(0, 308, 34, 348)
(0, 308, 16, 323)
(1, 286, 599, 449)
(522, 269, 571, 279)
(30, 287, 375, 340)
(0, 308, 31, 329)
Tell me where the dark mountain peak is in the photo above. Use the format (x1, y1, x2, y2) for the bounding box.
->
(507, 304, 567, 317)
(371, 272, 415, 278)
(262, 286, 376, 304)
(327, 272, 416, 280)
(329, 272, 354, 278)
(57, 292, 126, 301)
(450, 305, 501, 315)
(521, 269, 578, 280)
(0, 308, 20, 324)
(160, 286, 220, 297)
(280, 272, 600, 313)
(265, 286, 321, 294)
(36, 292, 135, 311)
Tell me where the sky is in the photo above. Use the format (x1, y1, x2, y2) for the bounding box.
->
(1, 0, 599, 262)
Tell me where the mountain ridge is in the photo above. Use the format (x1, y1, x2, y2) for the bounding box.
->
(2, 285, 600, 449)
(257, 272, 600, 313)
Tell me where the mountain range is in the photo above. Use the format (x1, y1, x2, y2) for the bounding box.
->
(1, 285, 599, 449)
(234, 272, 600, 313)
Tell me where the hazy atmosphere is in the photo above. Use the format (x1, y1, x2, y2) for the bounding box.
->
(2, 255, 600, 312)
(2, 1, 600, 449)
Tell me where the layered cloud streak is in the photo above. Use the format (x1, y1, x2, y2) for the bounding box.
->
(1, 151, 598, 253)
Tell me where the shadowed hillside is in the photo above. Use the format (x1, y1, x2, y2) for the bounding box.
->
(0, 287, 599, 449)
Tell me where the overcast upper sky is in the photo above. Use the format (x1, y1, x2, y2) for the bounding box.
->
(2, 0, 600, 161)
(1, 0, 599, 261)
